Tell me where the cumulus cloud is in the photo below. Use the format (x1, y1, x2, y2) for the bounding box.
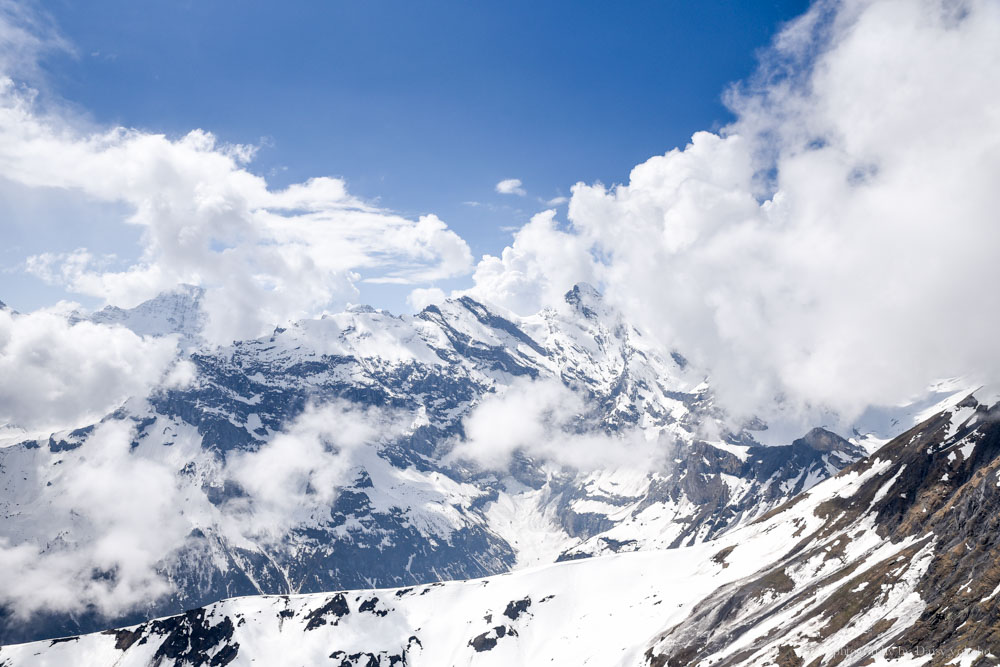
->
(17, 0, 1000, 631)
(0, 307, 183, 434)
(495, 178, 526, 196)
(0, 73, 472, 343)
(463, 210, 599, 315)
(3, 0, 999, 449)
(472, 0, 1000, 428)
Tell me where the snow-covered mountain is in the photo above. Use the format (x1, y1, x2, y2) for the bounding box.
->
(0, 285, 866, 647)
(74, 284, 207, 348)
(5, 390, 995, 666)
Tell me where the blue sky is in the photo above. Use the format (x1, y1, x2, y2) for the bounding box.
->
(6, 0, 809, 313)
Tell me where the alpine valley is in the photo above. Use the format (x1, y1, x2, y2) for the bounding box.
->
(0, 285, 994, 666)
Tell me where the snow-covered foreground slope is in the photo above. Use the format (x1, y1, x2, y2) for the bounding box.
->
(0, 519, 806, 667)
(9, 393, 1000, 666)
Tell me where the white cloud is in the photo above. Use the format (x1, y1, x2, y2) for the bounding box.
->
(0, 79, 473, 344)
(0, 418, 198, 619)
(474, 0, 1000, 426)
(0, 400, 412, 620)
(0, 0, 69, 82)
(0, 307, 183, 433)
(450, 377, 662, 471)
(3, 0, 999, 447)
(407, 286, 447, 311)
(495, 178, 526, 196)
(463, 209, 599, 315)
(224, 402, 406, 541)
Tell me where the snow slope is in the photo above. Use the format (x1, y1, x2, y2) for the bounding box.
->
(0, 513, 811, 667)
(6, 393, 999, 666)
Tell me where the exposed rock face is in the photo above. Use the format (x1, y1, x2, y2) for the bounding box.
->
(558, 429, 867, 558)
(645, 394, 1000, 666)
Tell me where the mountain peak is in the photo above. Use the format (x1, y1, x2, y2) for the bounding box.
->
(563, 283, 605, 319)
(564, 282, 601, 302)
(792, 426, 865, 457)
(88, 284, 206, 345)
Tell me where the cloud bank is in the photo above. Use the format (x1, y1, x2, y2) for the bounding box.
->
(0, 1, 473, 346)
(0, 307, 185, 433)
(2, 0, 998, 626)
(0, 0, 475, 434)
(469, 0, 1000, 425)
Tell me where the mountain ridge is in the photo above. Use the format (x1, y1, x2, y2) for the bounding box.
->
(0, 285, 868, 646)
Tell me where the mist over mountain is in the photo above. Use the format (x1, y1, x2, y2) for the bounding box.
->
(0, 284, 878, 646)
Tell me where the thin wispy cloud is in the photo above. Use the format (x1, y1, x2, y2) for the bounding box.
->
(0, 400, 413, 620)
(0, 0, 70, 82)
(0, 306, 189, 433)
(449, 377, 664, 471)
